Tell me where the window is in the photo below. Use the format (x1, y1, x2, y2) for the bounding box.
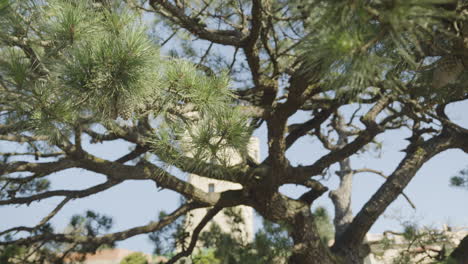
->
(208, 183, 215, 193)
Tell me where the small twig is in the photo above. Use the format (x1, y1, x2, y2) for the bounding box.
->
(114, 145, 149, 164)
(352, 168, 416, 209)
(228, 47, 239, 74)
(166, 206, 222, 264)
(161, 29, 179, 46)
(198, 42, 214, 66)
(0, 197, 71, 237)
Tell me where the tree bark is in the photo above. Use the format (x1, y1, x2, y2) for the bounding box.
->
(332, 131, 458, 262)
(329, 159, 354, 239)
(450, 234, 468, 264)
(250, 191, 339, 264)
(327, 113, 355, 241)
(289, 208, 340, 264)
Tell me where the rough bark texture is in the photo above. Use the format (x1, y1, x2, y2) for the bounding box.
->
(250, 191, 339, 264)
(330, 159, 354, 239)
(332, 130, 462, 263)
(289, 208, 338, 264)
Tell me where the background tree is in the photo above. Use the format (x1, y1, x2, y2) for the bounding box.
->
(149, 206, 332, 264)
(450, 166, 468, 188)
(377, 224, 456, 264)
(0, 0, 467, 264)
(120, 252, 149, 264)
(446, 167, 468, 263)
(198, 206, 334, 264)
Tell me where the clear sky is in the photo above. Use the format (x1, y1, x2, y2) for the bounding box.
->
(0, 100, 467, 254)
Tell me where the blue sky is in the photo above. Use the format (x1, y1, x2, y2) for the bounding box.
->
(0, 100, 466, 254)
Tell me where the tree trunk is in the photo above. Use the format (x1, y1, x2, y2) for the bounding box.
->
(329, 158, 354, 239)
(288, 208, 340, 264)
(328, 113, 355, 240)
(250, 191, 340, 264)
(333, 132, 456, 257)
(450, 234, 468, 264)
(331, 244, 370, 264)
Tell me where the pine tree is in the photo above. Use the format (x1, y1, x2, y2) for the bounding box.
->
(0, 0, 467, 263)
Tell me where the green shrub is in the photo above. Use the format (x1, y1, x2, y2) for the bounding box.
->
(120, 252, 148, 264)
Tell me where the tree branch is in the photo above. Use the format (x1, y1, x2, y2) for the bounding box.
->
(0, 134, 49, 142)
(0, 159, 76, 177)
(291, 96, 392, 180)
(352, 168, 416, 209)
(0, 180, 120, 206)
(285, 108, 334, 149)
(149, 0, 246, 46)
(0, 202, 200, 247)
(449, 234, 468, 263)
(0, 197, 71, 236)
(0, 151, 64, 159)
(166, 206, 222, 264)
(114, 145, 149, 164)
(83, 128, 120, 143)
(333, 130, 460, 254)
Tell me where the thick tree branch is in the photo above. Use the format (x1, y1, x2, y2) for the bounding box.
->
(352, 168, 416, 209)
(0, 151, 65, 159)
(291, 96, 392, 180)
(72, 151, 247, 207)
(0, 159, 76, 177)
(333, 129, 462, 254)
(285, 108, 334, 149)
(0, 134, 49, 142)
(83, 127, 120, 143)
(0, 180, 120, 206)
(250, 191, 336, 263)
(449, 234, 468, 263)
(243, 0, 265, 99)
(114, 145, 149, 164)
(0, 202, 200, 247)
(149, 0, 246, 46)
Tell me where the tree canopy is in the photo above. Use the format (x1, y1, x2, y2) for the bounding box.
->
(0, 0, 467, 263)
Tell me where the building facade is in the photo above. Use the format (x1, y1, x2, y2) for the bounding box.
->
(364, 227, 468, 264)
(184, 137, 259, 244)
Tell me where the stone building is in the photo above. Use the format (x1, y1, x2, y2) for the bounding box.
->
(364, 227, 468, 264)
(184, 137, 259, 244)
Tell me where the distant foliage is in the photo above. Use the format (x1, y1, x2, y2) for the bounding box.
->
(192, 249, 221, 264)
(120, 252, 148, 264)
(148, 206, 333, 264)
(313, 206, 335, 244)
(372, 221, 458, 264)
(149, 210, 189, 256)
(450, 167, 468, 188)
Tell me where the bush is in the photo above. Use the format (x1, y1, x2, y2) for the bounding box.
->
(120, 252, 148, 264)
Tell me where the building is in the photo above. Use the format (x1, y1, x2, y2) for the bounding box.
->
(364, 227, 468, 264)
(184, 137, 259, 244)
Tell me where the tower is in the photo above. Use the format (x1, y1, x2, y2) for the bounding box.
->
(185, 137, 259, 244)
